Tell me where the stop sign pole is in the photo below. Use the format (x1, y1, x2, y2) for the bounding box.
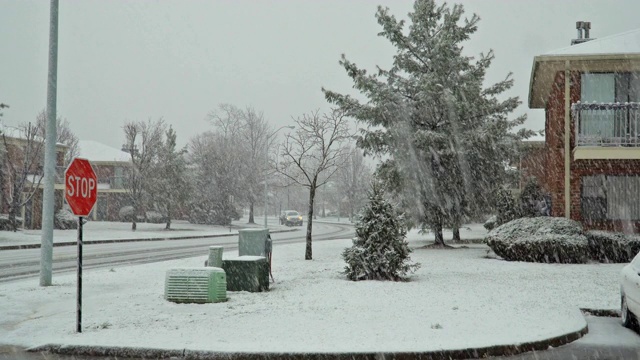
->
(64, 158, 97, 333)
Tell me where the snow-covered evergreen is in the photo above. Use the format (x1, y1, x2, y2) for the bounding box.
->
(324, 0, 532, 244)
(343, 183, 419, 281)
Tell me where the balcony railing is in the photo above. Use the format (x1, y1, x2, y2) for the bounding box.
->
(573, 102, 640, 147)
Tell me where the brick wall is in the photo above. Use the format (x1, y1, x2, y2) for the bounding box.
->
(544, 71, 581, 218)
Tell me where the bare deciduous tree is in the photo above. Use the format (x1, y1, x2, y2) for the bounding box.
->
(278, 109, 351, 260)
(1, 123, 45, 231)
(35, 110, 79, 166)
(123, 118, 165, 231)
(336, 147, 372, 221)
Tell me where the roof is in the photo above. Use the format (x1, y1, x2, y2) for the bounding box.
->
(78, 140, 131, 163)
(545, 28, 640, 56)
(529, 28, 640, 109)
(0, 124, 66, 148)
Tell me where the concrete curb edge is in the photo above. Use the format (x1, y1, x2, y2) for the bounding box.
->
(27, 323, 589, 360)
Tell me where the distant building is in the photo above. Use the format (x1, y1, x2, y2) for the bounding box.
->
(0, 125, 67, 229)
(76, 140, 131, 221)
(528, 24, 640, 231)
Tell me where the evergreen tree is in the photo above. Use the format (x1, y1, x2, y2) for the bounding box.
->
(324, 0, 531, 245)
(519, 177, 545, 218)
(495, 187, 520, 226)
(342, 183, 420, 281)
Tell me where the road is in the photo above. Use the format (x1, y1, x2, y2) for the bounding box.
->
(0, 221, 354, 284)
(497, 316, 640, 360)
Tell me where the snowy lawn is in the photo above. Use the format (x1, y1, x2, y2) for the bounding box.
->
(0, 235, 624, 353)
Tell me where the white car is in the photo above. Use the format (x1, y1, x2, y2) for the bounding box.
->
(620, 252, 640, 329)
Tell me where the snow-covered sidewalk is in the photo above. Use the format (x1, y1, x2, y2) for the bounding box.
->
(0, 229, 623, 354)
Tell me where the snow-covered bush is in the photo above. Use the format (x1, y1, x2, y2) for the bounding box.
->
(485, 217, 590, 263)
(0, 214, 22, 231)
(519, 178, 546, 217)
(188, 202, 239, 226)
(118, 206, 135, 222)
(54, 209, 77, 230)
(587, 230, 640, 263)
(494, 188, 520, 227)
(483, 215, 497, 231)
(145, 211, 165, 224)
(342, 184, 420, 281)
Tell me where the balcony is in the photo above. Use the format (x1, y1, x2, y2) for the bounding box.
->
(572, 102, 640, 160)
(573, 102, 640, 147)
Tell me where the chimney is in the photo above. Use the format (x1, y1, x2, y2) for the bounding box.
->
(572, 21, 593, 45)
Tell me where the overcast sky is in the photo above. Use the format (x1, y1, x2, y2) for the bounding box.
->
(2, 0, 639, 150)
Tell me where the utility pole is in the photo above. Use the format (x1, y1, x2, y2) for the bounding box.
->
(40, 0, 59, 286)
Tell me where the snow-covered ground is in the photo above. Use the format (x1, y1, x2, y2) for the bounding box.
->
(0, 218, 290, 248)
(0, 226, 624, 353)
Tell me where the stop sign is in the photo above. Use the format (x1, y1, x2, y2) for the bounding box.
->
(65, 158, 97, 217)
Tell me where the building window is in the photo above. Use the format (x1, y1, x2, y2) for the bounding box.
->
(581, 175, 640, 220)
(579, 73, 640, 143)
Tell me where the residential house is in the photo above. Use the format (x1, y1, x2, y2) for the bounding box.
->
(0, 125, 67, 229)
(528, 23, 640, 231)
(76, 140, 131, 221)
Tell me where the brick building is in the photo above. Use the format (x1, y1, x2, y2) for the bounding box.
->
(0, 126, 68, 229)
(76, 140, 131, 221)
(529, 25, 640, 231)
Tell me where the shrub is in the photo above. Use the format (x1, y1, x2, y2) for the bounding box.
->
(55, 209, 78, 230)
(119, 206, 135, 222)
(494, 188, 520, 227)
(342, 184, 420, 281)
(485, 217, 590, 263)
(587, 230, 640, 263)
(519, 178, 546, 217)
(145, 211, 165, 224)
(483, 215, 497, 231)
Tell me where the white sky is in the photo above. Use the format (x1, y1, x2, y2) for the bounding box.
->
(2, 0, 639, 149)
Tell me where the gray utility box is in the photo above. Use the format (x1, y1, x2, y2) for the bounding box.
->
(238, 229, 269, 257)
(222, 256, 269, 292)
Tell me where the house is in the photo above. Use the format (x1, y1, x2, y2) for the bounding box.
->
(528, 23, 640, 231)
(76, 140, 131, 221)
(0, 125, 67, 229)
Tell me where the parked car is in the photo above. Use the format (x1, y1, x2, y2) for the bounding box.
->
(279, 210, 303, 226)
(620, 252, 640, 329)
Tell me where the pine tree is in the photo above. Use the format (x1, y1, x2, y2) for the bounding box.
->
(342, 183, 420, 281)
(324, 0, 531, 245)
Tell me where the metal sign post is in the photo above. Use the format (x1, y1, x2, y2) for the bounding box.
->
(77, 216, 83, 333)
(65, 158, 96, 333)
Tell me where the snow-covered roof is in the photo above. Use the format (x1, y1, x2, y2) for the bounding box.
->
(529, 28, 640, 109)
(0, 124, 66, 148)
(545, 28, 640, 56)
(78, 140, 131, 163)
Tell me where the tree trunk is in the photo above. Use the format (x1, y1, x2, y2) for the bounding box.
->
(9, 203, 17, 232)
(305, 185, 316, 260)
(452, 225, 461, 242)
(248, 202, 255, 224)
(433, 221, 444, 245)
(165, 203, 172, 230)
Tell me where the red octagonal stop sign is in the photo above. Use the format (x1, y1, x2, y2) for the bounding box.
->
(65, 158, 97, 217)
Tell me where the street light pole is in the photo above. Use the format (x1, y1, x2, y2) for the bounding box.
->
(264, 125, 294, 228)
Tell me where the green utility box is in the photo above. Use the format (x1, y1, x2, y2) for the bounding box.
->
(164, 267, 227, 303)
(222, 256, 269, 292)
(238, 229, 269, 257)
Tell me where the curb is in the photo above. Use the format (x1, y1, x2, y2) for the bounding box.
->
(580, 308, 620, 317)
(28, 323, 588, 360)
(0, 228, 298, 251)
